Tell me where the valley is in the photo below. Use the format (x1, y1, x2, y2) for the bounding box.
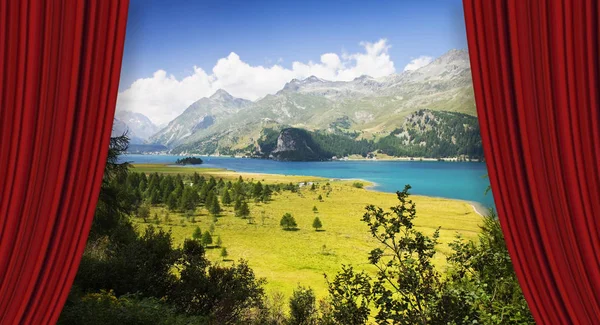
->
(129, 163, 483, 300)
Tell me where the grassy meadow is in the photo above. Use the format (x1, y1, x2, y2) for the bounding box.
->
(131, 163, 483, 300)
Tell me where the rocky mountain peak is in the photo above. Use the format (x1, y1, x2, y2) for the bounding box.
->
(209, 89, 234, 101)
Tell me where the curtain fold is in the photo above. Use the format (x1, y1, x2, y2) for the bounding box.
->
(0, 1, 129, 324)
(463, 0, 600, 324)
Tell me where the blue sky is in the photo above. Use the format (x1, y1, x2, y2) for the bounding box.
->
(117, 0, 468, 124)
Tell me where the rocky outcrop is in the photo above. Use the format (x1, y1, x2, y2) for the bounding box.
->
(269, 128, 330, 161)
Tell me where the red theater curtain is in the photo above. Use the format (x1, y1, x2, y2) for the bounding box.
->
(0, 1, 129, 324)
(463, 0, 600, 324)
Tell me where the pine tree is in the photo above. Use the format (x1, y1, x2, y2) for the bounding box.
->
(234, 198, 242, 212)
(222, 190, 232, 205)
(312, 206, 318, 213)
(179, 186, 199, 211)
(236, 201, 250, 218)
(137, 204, 150, 222)
(312, 217, 322, 231)
(201, 231, 212, 247)
(209, 223, 215, 234)
(216, 236, 223, 247)
(209, 195, 221, 216)
(261, 185, 272, 202)
(280, 213, 297, 230)
(192, 226, 202, 239)
(220, 247, 228, 260)
(253, 181, 263, 199)
(166, 193, 178, 211)
(318, 194, 323, 202)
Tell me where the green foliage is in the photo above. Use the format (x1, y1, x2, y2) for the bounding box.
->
(220, 247, 228, 260)
(317, 194, 323, 201)
(446, 210, 534, 324)
(312, 206, 318, 213)
(324, 265, 372, 325)
(174, 157, 203, 165)
(64, 136, 268, 325)
(58, 290, 207, 325)
(251, 110, 483, 160)
(325, 185, 532, 325)
(312, 217, 322, 231)
(216, 236, 223, 247)
(253, 181, 263, 199)
(192, 226, 202, 240)
(208, 194, 222, 216)
(74, 226, 178, 299)
(136, 204, 150, 222)
(179, 186, 199, 211)
(288, 286, 317, 325)
(352, 182, 364, 189)
(361, 185, 442, 324)
(222, 189, 232, 205)
(201, 231, 213, 247)
(235, 201, 250, 218)
(280, 213, 297, 230)
(170, 240, 266, 323)
(378, 110, 483, 159)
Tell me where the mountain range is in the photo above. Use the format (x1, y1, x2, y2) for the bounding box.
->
(116, 49, 480, 159)
(111, 110, 160, 144)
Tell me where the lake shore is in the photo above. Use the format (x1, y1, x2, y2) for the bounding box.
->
(132, 163, 491, 212)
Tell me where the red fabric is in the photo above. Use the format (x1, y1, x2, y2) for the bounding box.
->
(0, 1, 129, 324)
(463, 1, 600, 324)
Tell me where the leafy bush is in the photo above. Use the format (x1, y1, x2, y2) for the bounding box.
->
(288, 286, 317, 325)
(352, 182, 364, 189)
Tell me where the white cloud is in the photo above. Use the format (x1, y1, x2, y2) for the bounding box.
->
(403, 55, 433, 72)
(116, 39, 396, 125)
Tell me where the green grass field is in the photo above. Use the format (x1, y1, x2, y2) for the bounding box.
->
(131, 163, 483, 300)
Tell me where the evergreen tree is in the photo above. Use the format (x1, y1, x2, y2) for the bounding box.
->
(216, 236, 223, 247)
(236, 201, 250, 218)
(138, 177, 147, 192)
(179, 186, 199, 211)
(222, 190, 232, 206)
(192, 226, 202, 240)
(137, 204, 150, 222)
(312, 217, 323, 231)
(261, 185, 272, 202)
(317, 194, 323, 202)
(209, 223, 216, 234)
(280, 213, 297, 230)
(220, 247, 228, 260)
(312, 206, 318, 213)
(201, 231, 212, 247)
(209, 195, 221, 216)
(166, 193, 178, 211)
(253, 181, 263, 199)
(234, 198, 242, 214)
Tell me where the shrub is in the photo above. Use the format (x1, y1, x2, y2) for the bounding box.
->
(288, 286, 317, 325)
(352, 182, 364, 189)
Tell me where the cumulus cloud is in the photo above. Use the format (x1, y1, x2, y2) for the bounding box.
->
(116, 39, 396, 125)
(403, 55, 433, 72)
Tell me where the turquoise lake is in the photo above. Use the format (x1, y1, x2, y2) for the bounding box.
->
(121, 155, 495, 209)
